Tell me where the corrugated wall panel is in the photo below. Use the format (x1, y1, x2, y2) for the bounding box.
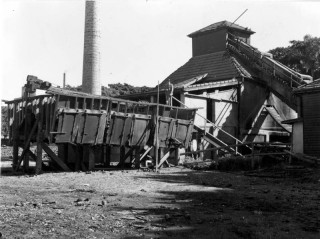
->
(303, 93, 320, 157)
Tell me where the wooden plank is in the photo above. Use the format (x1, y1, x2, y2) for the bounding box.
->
(130, 115, 151, 146)
(139, 146, 153, 163)
(95, 113, 107, 144)
(134, 146, 141, 168)
(42, 143, 70, 171)
(15, 117, 40, 171)
(55, 112, 76, 143)
(105, 115, 114, 144)
(76, 113, 87, 144)
(110, 113, 126, 145)
(158, 148, 174, 168)
(71, 112, 83, 143)
(121, 115, 133, 146)
(36, 98, 44, 174)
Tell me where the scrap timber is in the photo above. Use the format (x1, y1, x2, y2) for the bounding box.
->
(5, 76, 197, 173)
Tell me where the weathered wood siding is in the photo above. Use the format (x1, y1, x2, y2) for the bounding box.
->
(192, 29, 227, 56)
(302, 93, 320, 157)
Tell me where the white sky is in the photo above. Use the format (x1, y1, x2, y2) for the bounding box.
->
(1, 0, 320, 101)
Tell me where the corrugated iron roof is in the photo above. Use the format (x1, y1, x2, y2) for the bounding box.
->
(188, 20, 255, 38)
(159, 51, 253, 90)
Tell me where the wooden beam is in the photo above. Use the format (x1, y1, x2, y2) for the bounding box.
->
(15, 117, 40, 171)
(134, 146, 141, 168)
(138, 146, 153, 163)
(88, 146, 95, 171)
(41, 142, 70, 171)
(158, 148, 174, 168)
(36, 98, 44, 174)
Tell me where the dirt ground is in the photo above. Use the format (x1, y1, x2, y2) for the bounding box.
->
(1, 146, 320, 239)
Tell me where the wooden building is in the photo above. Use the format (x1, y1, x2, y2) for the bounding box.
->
(120, 20, 311, 150)
(283, 79, 320, 158)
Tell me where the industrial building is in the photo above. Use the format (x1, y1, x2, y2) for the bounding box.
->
(121, 20, 313, 152)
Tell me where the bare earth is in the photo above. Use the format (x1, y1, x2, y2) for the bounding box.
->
(1, 147, 320, 239)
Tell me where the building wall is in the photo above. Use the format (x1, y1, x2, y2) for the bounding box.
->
(192, 29, 227, 56)
(185, 89, 238, 145)
(184, 96, 207, 127)
(302, 93, 320, 157)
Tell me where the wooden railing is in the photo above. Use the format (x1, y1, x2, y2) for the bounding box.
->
(227, 33, 305, 88)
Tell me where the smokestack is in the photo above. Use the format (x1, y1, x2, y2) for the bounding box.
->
(82, 0, 101, 95)
(63, 72, 66, 88)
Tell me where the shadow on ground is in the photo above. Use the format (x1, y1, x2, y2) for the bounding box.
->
(116, 168, 320, 239)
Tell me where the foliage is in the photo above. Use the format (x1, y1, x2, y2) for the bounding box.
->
(65, 83, 152, 97)
(1, 106, 9, 137)
(269, 35, 320, 79)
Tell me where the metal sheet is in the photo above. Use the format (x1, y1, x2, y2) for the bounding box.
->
(110, 113, 126, 145)
(76, 114, 86, 144)
(157, 117, 173, 147)
(95, 113, 107, 144)
(131, 114, 151, 146)
(71, 113, 83, 143)
(82, 113, 100, 144)
(173, 119, 193, 148)
(121, 115, 133, 146)
(105, 115, 113, 144)
(55, 112, 76, 143)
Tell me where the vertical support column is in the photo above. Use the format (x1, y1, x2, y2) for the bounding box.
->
(120, 146, 126, 168)
(23, 150, 30, 173)
(251, 142, 255, 169)
(12, 103, 19, 171)
(179, 92, 185, 107)
(36, 98, 44, 174)
(105, 145, 111, 167)
(12, 140, 19, 171)
(75, 145, 81, 171)
(134, 146, 140, 169)
(88, 146, 95, 171)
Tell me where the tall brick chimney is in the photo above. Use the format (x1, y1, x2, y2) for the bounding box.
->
(82, 0, 101, 95)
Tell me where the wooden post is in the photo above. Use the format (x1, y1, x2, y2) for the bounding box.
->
(12, 103, 19, 170)
(105, 145, 111, 167)
(12, 139, 19, 171)
(88, 146, 95, 171)
(135, 146, 140, 169)
(74, 145, 81, 171)
(155, 81, 160, 172)
(23, 150, 30, 173)
(251, 142, 255, 169)
(82, 145, 88, 171)
(120, 146, 126, 168)
(35, 98, 44, 174)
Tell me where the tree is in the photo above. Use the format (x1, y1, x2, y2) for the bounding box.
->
(65, 83, 152, 97)
(269, 35, 320, 79)
(1, 106, 9, 138)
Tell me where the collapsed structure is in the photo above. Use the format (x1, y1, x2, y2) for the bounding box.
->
(5, 76, 197, 173)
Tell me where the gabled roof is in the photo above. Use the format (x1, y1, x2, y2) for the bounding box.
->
(294, 79, 320, 94)
(188, 20, 255, 38)
(159, 51, 253, 90)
